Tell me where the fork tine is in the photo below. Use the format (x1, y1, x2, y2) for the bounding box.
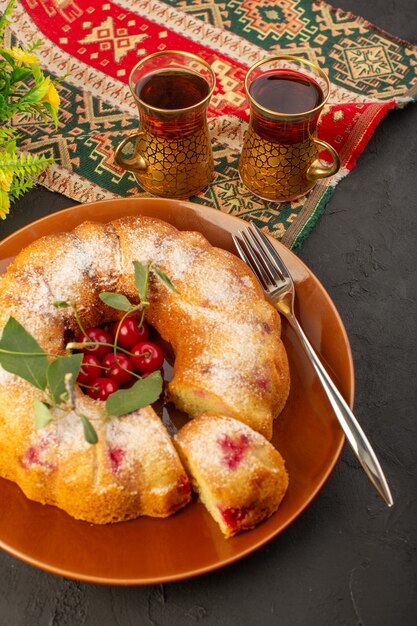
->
(232, 234, 255, 274)
(233, 232, 272, 290)
(250, 222, 292, 281)
(241, 230, 277, 288)
(243, 227, 284, 285)
(232, 234, 266, 287)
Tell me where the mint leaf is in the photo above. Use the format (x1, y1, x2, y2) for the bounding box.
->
(133, 260, 149, 303)
(99, 292, 132, 311)
(79, 414, 98, 444)
(106, 371, 163, 417)
(0, 316, 49, 390)
(47, 353, 83, 404)
(154, 267, 179, 294)
(34, 399, 54, 430)
(53, 301, 70, 308)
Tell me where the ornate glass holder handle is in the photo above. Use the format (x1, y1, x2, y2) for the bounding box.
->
(114, 133, 148, 173)
(307, 138, 341, 181)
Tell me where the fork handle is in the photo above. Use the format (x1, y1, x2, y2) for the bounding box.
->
(285, 311, 393, 507)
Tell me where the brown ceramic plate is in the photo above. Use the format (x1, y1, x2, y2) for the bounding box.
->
(0, 198, 353, 585)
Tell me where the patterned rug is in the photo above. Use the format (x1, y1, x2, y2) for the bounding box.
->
(2, 0, 417, 250)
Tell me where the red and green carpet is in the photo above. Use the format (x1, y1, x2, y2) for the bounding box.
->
(2, 0, 417, 249)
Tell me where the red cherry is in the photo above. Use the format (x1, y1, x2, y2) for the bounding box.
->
(112, 318, 149, 350)
(102, 353, 120, 369)
(77, 354, 101, 385)
(131, 341, 164, 374)
(78, 327, 113, 360)
(102, 352, 133, 386)
(87, 377, 119, 401)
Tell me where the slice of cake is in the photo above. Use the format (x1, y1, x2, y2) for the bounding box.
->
(173, 414, 288, 538)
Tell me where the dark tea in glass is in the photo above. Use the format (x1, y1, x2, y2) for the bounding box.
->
(249, 69, 324, 114)
(135, 69, 210, 110)
(249, 69, 324, 144)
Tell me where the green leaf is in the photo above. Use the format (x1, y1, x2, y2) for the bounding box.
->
(47, 353, 83, 404)
(30, 63, 43, 82)
(33, 399, 54, 430)
(0, 127, 18, 141)
(0, 151, 54, 177)
(53, 300, 70, 308)
(27, 38, 43, 53)
(0, 1, 17, 37)
(21, 76, 51, 104)
(4, 137, 17, 155)
(9, 177, 37, 202)
(99, 292, 132, 311)
(133, 260, 149, 303)
(79, 414, 98, 445)
(10, 67, 32, 84)
(106, 371, 163, 417)
(154, 267, 180, 294)
(0, 316, 49, 389)
(0, 48, 15, 66)
(41, 101, 58, 129)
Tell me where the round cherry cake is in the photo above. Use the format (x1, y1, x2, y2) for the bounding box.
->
(0, 215, 290, 535)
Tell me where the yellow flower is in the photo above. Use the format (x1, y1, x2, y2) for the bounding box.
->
(0, 168, 12, 193)
(41, 82, 60, 114)
(7, 46, 40, 65)
(0, 190, 10, 219)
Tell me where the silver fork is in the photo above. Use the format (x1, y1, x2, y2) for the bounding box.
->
(233, 222, 393, 507)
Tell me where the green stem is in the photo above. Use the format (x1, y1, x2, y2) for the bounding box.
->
(72, 302, 87, 337)
(110, 349, 143, 381)
(77, 382, 96, 390)
(67, 340, 132, 357)
(68, 340, 147, 378)
(138, 307, 146, 329)
(113, 305, 143, 379)
(112, 304, 141, 349)
(0, 347, 59, 358)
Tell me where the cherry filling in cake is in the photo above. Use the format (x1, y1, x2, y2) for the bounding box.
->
(219, 506, 250, 529)
(74, 317, 165, 400)
(218, 433, 250, 469)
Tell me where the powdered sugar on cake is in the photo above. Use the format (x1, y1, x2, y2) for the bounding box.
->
(182, 417, 256, 470)
(105, 407, 178, 470)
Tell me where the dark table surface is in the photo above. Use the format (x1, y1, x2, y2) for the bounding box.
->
(1, 1, 416, 624)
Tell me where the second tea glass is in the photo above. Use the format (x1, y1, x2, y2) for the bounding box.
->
(238, 55, 340, 203)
